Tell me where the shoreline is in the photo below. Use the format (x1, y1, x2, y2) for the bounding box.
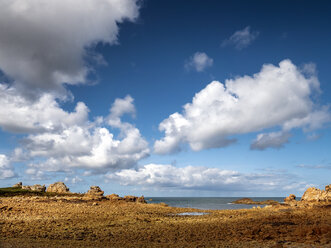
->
(146, 196, 285, 210)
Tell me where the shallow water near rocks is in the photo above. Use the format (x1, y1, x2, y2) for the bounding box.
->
(147, 197, 285, 210)
(177, 212, 209, 216)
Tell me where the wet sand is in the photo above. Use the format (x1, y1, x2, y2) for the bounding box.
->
(1, 196, 330, 247)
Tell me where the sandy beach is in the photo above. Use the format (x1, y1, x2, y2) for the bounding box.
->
(1, 196, 330, 248)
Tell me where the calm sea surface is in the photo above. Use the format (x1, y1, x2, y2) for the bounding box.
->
(146, 197, 286, 210)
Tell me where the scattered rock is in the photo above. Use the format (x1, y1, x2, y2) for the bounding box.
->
(87, 186, 104, 195)
(123, 195, 146, 203)
(12, 182, 22, 188)
(0, 190, 330, 247)
(47, 182, 70, 194)
(104, 194, 146, 203)
(0, 206, 13, 211)
(106, 193, 122, 201)
(84, 186, 104, 200)
(123, 195, 137, 202)
(137, 196, 146, 203)
(22, 184, 46, 192)
(30, 184, 46, 192)
(159, 202, 168, 207)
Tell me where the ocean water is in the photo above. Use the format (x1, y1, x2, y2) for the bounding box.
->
(146, 197, 285, 210)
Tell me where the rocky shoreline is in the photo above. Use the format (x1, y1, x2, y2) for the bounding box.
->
(4, 181, 147, 203)
(231, 184, 331, 208)
(231, 198, 279, 205)
(0, 183, 330, 247)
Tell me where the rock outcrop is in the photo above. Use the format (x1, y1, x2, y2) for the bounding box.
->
(231, 198, 279, 205)
(283, 184, 331, 207)
(105, 194, 146, 203)
(22, 184, 46, 192)
(284, 194, 296, 202)
(12, 182, 22, 188)
(232, 198, 253, 204)
(46, 182, 70, 193)
(137, 196, 147, 203)
(123, 195, 146, 203)
(106, 193, 122, 201)
(301, 184, 331, 203)
(84, 186, 104, 200)
(284, 194, 297, 206)
(31, 184, 46, 192)
(123, 195, 138, 202)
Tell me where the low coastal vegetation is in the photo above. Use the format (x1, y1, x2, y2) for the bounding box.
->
(0, 182, 81, 197)
(0, 182, 147, 203)
(0, 186, 79, 197)
(0, 182, 330, 247)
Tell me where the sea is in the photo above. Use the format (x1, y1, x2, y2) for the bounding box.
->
(146, 197, 286, 210)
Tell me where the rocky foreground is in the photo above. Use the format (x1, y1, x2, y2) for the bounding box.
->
(0, 183, 330, 248)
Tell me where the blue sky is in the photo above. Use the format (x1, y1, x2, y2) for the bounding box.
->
(0, 0, 330, 196)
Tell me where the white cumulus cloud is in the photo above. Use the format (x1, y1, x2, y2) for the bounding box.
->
(0, 0, 139, 96)
(25, 167, 45, 180)
(109, 95, 136, 119)
(154, 59, 330, 154)
(0, 1, 148, 177)
(0, 89, 149, 173)
(0, 154, 15, 179)
(24, 124, 149, 173)
(23, 97, 149, 172)
(107, 163, 307, 192)
(221, 26, 259, 50)
(65, 176, 83, 184)
(0, 84, 88, 133)
(250, 131, 292, 151)
(185, 52, 213, 72)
